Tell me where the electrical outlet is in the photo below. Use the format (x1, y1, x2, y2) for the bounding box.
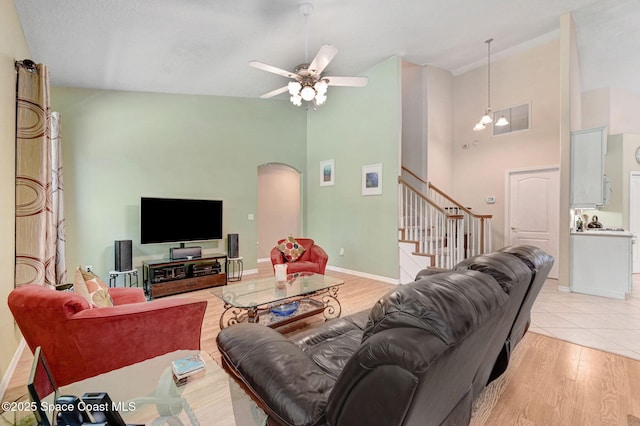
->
(339, 248, 344, 256)
(86, 265, 93, 272)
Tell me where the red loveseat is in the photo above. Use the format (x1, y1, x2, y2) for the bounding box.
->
(8, 284, 207, 387)
(270, 238, 328, 275)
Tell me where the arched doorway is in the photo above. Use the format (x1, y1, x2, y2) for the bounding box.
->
(257, 163, 302, 260)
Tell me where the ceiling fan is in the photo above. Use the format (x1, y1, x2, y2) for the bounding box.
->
(249, 3, 368, 107)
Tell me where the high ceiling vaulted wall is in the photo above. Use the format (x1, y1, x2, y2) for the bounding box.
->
(14, 0, 640, 98)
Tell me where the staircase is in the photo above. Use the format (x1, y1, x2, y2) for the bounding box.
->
(398, 168, 492, 279)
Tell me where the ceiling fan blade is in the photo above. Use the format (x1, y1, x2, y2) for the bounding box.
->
(249, 61, 298, 79)
(324, 76, 369, 87)
(259, 86, 289, 99)
(308, 44, 338, 76)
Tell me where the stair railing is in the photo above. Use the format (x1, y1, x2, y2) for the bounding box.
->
(427, 181, 493, 258)
(398, 167, 493, 268)
(398, 177, 465, 268)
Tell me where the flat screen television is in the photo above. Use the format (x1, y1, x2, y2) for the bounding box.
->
(140, 197, 223, 244)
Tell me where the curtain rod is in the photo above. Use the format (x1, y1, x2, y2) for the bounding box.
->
(15, 59, 37, 72)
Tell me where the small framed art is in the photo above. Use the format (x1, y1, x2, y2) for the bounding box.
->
(320, 159, 335, 186)
(362, 163, 382, 196)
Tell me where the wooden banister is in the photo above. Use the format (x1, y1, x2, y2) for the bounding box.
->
(428, 181, 493, 221)
(401, 166, 427, 184)
(398, 173, 493, 267)
(398, 177, 454, 217)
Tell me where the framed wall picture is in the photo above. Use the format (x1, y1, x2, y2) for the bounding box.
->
(362, 163, 382, 196)
(320, 159, 335, 186)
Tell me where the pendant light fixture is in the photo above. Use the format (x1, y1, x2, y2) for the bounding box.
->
(474, 38, 509, 131)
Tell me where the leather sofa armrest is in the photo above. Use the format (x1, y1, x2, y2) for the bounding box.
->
(217, 324, 335, 426)
(108, 287, 146, 305)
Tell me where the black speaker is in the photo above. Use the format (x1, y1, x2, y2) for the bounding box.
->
(114, 240, 132, 272)
(227, 234, 239, 258)
(170, 246, 202, 260)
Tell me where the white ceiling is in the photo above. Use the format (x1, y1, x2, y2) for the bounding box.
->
(13, 0, 640, 99)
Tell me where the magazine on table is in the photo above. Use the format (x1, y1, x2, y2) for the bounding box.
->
(171, 354, 206, 379)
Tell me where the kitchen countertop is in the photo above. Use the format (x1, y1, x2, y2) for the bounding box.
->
(571, 229, 634, 237)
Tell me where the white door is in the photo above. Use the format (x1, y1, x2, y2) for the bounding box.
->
(629, 173, 640, 273)
(507, 168, 560, 278)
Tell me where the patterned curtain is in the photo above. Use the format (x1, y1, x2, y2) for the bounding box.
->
(51, 112, 67, 284)
(15, 61, 66, 287)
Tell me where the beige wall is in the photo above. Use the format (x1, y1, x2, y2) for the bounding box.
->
(584, 87, 640, 134)
(452, 39, 562, 250)
(426, 65, 454, 192)
(0, 0, 30, 390)
(582, 87, 610, 129)
(558, 13, 581, 288)
(257, 164, 301, 259)
(401, 61, 427, 183)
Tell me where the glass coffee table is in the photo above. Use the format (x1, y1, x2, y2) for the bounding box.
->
(2, 350, 266, 426)
(212, 272, 344, 329)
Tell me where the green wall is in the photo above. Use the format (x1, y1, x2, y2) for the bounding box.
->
(52, 88, 307, 276)
(306, 56, 402, 279)
(51, 56, 402, 283)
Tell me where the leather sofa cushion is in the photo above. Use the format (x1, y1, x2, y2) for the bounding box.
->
(292, 310, 369, 349)
(291, 310, 369, 380)
(302, 329, 363, 380)
(362, 270, 508, 345)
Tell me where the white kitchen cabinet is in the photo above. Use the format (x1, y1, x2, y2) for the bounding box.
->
(570, 231, 632, 299)
(570, 126, 608, 208)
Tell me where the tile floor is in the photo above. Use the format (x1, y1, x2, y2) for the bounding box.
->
(530, 274, 640, 361)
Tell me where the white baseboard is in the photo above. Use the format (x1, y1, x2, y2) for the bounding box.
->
(0, 338, 26, 401)
(254, 258, 399, 285)
(326, 265, 399, 285)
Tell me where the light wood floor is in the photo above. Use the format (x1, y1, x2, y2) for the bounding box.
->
(4, 264, 640, 425)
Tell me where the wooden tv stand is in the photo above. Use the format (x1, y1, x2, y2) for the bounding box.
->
(143, 254, 227, 298)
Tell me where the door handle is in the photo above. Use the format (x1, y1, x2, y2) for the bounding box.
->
(511, 226, 518, 231)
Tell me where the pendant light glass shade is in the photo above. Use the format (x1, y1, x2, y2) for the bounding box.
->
(480, 110, 493, 125)
(473, 121, 486, 131)
(495, 115, 509, 127)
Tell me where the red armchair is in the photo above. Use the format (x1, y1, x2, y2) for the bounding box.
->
(270, 237, 329, 275)
(8, 284, 207, 387)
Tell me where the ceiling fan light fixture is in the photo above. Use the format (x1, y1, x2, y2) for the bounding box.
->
(290, 95, 302, 106)
(314, 80, 328, 95)
(315, 93, 327, 105)
(250, 4, 367, 107)
(288, 81, 302, 95)
(300, 85, 316, 101)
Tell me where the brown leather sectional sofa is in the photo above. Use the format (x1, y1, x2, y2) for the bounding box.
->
(217, 245, 553, 426)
